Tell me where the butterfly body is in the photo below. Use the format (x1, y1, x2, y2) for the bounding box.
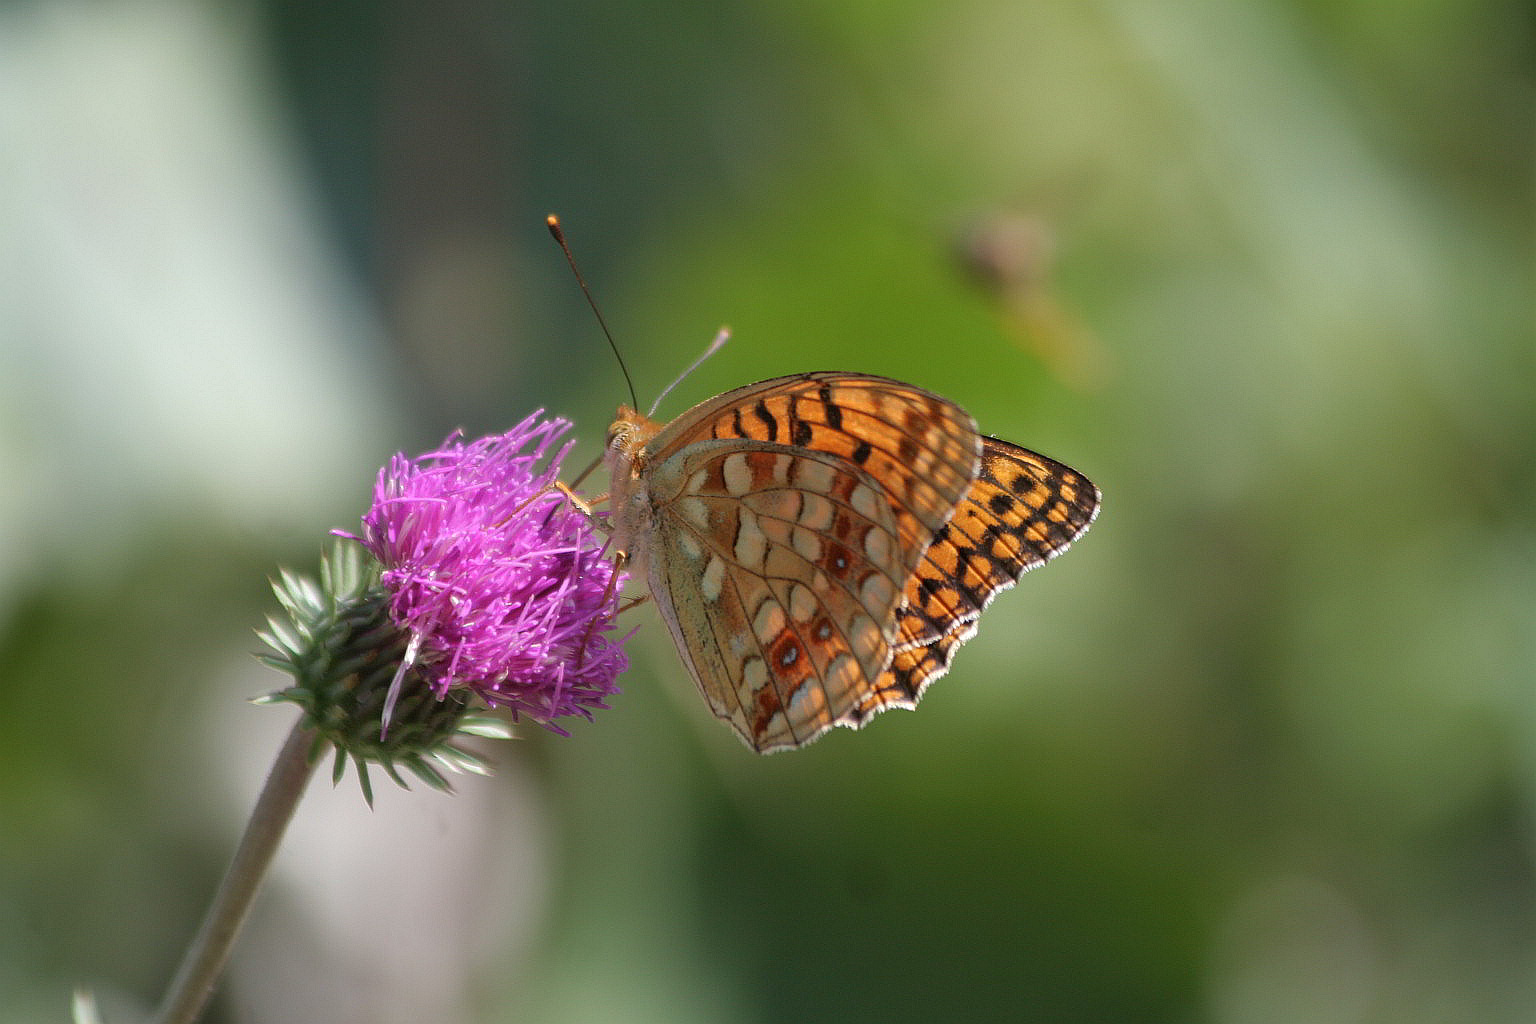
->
(605, 372, 1099, 753)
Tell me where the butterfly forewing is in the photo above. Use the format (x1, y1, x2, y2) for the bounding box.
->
(853, 438, 1101, 723)
(640, 373, 982, 557)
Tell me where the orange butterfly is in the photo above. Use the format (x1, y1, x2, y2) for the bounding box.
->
(603, 372, 1099, 753)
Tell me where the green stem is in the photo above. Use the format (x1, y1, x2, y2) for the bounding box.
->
(152, 716, 321, 1024)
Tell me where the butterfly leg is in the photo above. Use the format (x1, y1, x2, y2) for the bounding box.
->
(553, 480, 611, 527)
(490, 480, 605, 534)
(574, 548, 631, 671)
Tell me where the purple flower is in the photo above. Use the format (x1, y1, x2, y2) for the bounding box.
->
(344, 413, 629, 734)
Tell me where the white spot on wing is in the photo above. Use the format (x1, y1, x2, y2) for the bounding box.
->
(742, 655, 769, 691)
(850, 482, 880, 521)
(753, 599, 786, 647)
(791, 525, 822, 563)
(824, 653, 859, 703)
(723, 453, 753, 496)
(798, 492, 835, 532)
(788, 582, 817, 622)
(794, 458, 836, 496)
(679, 496, 711, 531)
(700, 556, 726, 603)
(862, 527, 891, 568)
(735, 508, 768, 569)
(859, 572, 895, 612)
(849, 615, 882, 664)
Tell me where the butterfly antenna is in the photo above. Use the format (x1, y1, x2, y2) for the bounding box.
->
(546, 214, 639, 410)
(648, 326, 731, 418)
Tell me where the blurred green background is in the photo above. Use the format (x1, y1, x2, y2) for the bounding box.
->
(1, 0, 1530, 1021)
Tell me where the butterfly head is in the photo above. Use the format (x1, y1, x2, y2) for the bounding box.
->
(605, 405, 663, 473)
(604, 405, 665, 570)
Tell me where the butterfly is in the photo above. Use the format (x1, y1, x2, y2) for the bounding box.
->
(603, 372, 1099, 753)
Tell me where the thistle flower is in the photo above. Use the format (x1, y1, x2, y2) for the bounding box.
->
(150, 415, 629, 1024)
(346, 412, 629, 733)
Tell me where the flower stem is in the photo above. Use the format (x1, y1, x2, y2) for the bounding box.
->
(152, 716, 321, 1024)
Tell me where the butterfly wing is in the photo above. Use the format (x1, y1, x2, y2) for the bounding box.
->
(636, 374, 983, 751)
(646, 444, 908, 750)
(641, 373, 983, 557)
(850, 437, 1101, 722)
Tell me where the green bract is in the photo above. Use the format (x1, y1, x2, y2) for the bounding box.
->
(255, 542, 509, 804)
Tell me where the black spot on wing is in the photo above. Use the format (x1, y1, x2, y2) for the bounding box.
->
(753, 399, 779, 441)
(818, 384, 843, 429)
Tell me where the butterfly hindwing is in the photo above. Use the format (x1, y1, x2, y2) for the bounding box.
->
(645, 440, 915, 750)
